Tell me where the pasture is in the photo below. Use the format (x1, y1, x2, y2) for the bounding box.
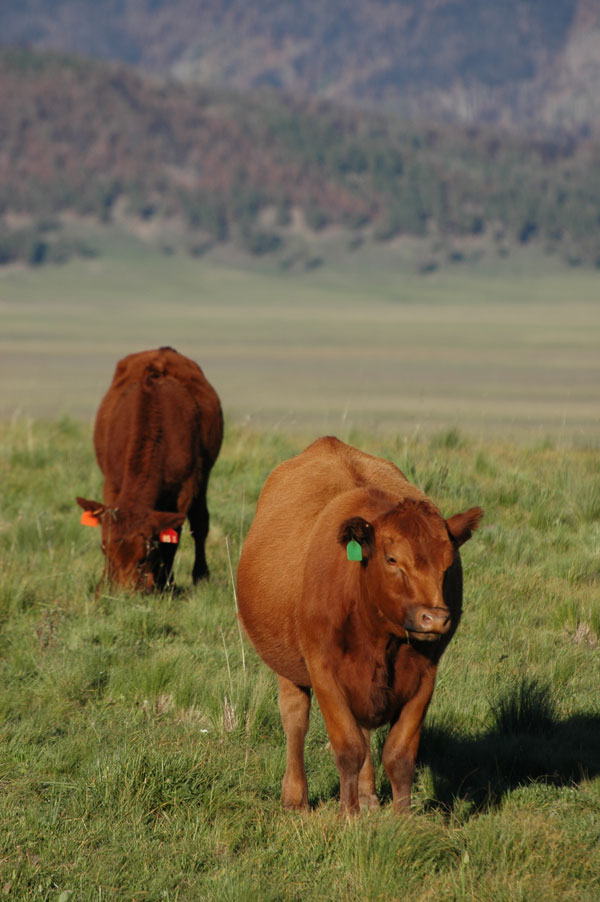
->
(1, 245, 599, 899)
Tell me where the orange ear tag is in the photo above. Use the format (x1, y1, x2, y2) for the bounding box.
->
(159, 528, 179, 544)
(81, 510, 100, 527)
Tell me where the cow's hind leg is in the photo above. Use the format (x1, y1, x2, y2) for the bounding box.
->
(358, 728, 379, 810)
(187, 488, 210, 583)
(278, 676, 311, 810)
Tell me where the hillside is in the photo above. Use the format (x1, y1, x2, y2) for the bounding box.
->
(2, 0, 600, 132)
(1, 50, 600, 268)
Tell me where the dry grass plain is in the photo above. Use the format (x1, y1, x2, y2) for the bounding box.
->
(1, 237, 598, 444)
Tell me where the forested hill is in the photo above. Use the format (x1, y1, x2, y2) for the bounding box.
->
(1, 50, 600, 267)
(2, 0, 600, 133)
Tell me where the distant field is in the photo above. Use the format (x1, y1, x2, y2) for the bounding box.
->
(1, 237, 599, 443)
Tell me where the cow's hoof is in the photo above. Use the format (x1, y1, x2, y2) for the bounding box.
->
(359, 793, 380, 811)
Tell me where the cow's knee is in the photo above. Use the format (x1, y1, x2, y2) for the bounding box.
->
(332, 734, 367, 815)
(382, 746, 415, 813)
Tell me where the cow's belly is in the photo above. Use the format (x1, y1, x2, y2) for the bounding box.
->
(237, 553, 311, 688)
(240, 604, 311, 685)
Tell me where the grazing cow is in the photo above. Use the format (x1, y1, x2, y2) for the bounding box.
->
(237, 437, 482, 814)
(77, 347, 223, 591)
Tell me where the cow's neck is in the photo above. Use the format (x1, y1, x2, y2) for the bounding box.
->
(353, 572, 403, 642)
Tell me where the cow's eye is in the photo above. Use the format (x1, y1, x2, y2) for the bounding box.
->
(385, 555, 397, 565)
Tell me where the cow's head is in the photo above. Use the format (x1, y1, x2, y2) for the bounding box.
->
(76, 496, 185, 591)
(338, 499, 482, 641)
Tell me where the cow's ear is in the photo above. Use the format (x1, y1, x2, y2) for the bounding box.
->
(446, 506, 483, 547)
(338, 516, 375, 561)
(150, 511, 186, 534)
(76, 496, 106, 527)
(76, 496, 103, 511)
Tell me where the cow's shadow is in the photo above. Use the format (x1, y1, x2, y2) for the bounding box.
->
(415, 712, 600, 815)
(308, 679, 599, 815)
(380, 678, 600, 815)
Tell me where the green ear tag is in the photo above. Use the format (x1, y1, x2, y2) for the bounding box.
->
(346, 539, 362, 561)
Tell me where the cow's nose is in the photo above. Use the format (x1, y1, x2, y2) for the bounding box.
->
(417, 606, 451, 633)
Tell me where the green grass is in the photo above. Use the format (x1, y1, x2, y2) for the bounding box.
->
(1, 419, 599, 900)
(1, 236, 599, 442)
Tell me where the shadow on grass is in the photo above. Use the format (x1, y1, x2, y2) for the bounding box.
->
(416, 678, 600, 814)
(306, 678, 600, 815)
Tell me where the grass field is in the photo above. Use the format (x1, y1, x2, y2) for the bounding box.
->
(1, 233, 599, 443)
(0, 244, 599, 898)
(0, 418, 599, 900)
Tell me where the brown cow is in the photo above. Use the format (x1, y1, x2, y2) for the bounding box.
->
(76, 347, 223, 591)
(237, 436, 482, 814)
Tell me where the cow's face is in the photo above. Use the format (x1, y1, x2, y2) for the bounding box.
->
(102, 516, 154, 590)
(339, 500, 482, 641)
(76, 497, 184, 591)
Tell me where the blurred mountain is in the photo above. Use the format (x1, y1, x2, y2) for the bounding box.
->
(1, 48, 599, 269)
(2, 0, 600, 133)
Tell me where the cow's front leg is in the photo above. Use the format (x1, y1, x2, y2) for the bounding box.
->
(312, 673, 366, 815)
(278, 676, 311, 810)
(153, 537, 178, 590)
(382, 669, 436, 813)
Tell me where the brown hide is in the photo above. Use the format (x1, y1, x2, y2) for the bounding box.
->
(237, 436, 482, 813)
(77, 347, 223, 591)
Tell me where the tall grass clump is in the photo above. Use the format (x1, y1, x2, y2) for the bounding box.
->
(0, 420, 599, 899)
(489, 677, 556, 738)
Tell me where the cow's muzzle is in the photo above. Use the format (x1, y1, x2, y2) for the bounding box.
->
(404, 606, 451, 640)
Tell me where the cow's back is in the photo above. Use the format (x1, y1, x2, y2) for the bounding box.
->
(252, 436, 415, 518)
(237, 437, 423, 683)
(94, 347, 222, 497)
